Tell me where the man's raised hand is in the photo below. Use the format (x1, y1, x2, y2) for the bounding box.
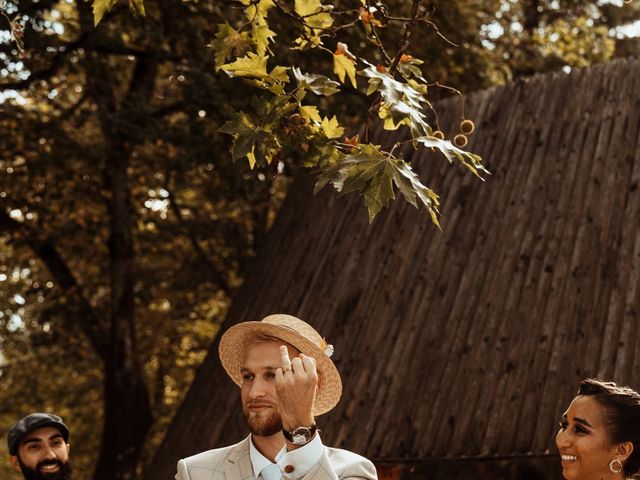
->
(275, 345, 317, 432)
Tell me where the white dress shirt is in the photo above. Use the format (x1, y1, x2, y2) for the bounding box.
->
(249, 434, 324, 480)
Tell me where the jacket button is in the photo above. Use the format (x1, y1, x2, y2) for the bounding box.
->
(284, 465, 295, 473)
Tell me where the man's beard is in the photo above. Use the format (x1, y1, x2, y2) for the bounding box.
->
(243, 404, 282, 436)
(18, 457, 72, 480)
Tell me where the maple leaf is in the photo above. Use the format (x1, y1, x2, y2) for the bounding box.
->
(221, 54, 290, 94)
(361, 60, 430, 138)
(300, 105, 322, 123)
(292, 67, 341, 96)
(235, 0, 276, 55)
(244, 0, 275, 25)
(315, 144, 440, 224)
(417, 135, 489, 178)
(218, 111, 260, 160)
(212, 23, 251, 70)
(268, 65, 290, 83)
(397, 55, 426, 81)
(218, 109, 277, 164)
(391, 156, 441, 228)
(92, 0, 117, 26)
(321, 116, 345, 139)
(333, 53, 357, 88)
(296, 0, 333, 24)
(294, 0, 333, 48)
(252, 24, 277, 56)
(220, 52, 268, 79)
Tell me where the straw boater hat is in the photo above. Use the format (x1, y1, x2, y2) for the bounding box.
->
(219, 314, 342, 416)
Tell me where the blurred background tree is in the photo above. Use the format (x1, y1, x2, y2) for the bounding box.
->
(0, 0, 638, 479)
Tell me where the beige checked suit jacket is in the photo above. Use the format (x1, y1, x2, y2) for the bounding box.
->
(175, 436, 377, 480)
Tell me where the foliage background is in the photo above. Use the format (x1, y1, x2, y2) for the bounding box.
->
(1, 0, 639, 478)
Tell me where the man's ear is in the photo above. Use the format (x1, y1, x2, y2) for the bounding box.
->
(10, 455, 21, 472)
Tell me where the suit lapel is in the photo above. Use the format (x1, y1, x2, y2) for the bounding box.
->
(225, 436, 254, 480)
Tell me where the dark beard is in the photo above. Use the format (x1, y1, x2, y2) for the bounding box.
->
(18, 458, 72, 480)
(243, 408, 283, 436)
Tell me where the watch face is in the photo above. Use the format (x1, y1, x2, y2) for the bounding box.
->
(291, 428, 311, 445)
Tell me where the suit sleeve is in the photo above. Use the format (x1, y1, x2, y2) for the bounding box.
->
(302, 450, 377, 480)
(175, 459, 191, 480)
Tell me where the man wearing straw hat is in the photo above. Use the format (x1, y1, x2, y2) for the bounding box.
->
(175, 314, 377, 480)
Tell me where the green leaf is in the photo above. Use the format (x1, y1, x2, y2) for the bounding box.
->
(391, 155, 441, 228)
(292, 67, 340, 96)
(212, 23, 251, 70)
(397, 57, 425, 81)
(218, 112, 259, 160)
(333, 54, 357, 88)
(219, 111, 280, 168)
(92, 0, 117, 26)
(315, 144, 441, 224)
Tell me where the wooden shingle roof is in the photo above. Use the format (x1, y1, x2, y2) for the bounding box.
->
(146, 57, 640, 479)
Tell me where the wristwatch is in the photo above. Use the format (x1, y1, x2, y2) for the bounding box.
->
(282, 423, 317, 445)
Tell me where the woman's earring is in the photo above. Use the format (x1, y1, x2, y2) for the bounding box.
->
(609, 458, 623, 474)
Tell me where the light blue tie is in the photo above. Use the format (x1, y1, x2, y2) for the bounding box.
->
(260, 463, 282, 480)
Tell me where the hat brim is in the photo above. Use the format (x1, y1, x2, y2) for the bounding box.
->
(219, 322, 342, 416)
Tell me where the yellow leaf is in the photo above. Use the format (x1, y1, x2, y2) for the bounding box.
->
(293, 0, 333, 47)
(247, 148, 257, 169)
(246, 0, 275, 25)
(93, 0, 118, 26)
(428, 207, 441, 230)
(252, 24, 277, 56)
(268, 65, 289, 83)
(221, 53, 268, 79)
(295, 0, 333, 29)
(333, 54, 357, 88)
(321, 116, 344, 139)
(383, 117, 396, 130)
(300, 105, 321, 123)
(378, 104, 410, 131)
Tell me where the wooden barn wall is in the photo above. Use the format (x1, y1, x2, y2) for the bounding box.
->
(146, 58, 640, 480)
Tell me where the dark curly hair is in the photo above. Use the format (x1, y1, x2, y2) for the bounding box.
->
(578, 378, 640, 478)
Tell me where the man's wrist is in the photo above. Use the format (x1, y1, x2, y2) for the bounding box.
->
(281, 415, 315, 432)
(282, 423, 317, 446)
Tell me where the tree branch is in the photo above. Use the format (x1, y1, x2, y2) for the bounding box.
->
(389, 0, 422, 75)
(0, 209, 109, 359)
(164, 173, 232, 293)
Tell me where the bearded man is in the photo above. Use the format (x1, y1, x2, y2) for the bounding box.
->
(8, 413, 72, 480)
(175, 314, 377, 480)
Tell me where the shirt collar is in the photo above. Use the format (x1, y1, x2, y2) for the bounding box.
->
(249, 435, 282, 478)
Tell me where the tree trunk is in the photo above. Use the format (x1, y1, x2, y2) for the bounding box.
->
(74, 4, 157, 477)
(93, 136, 153, 480)
(95, 352, 153, 480)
